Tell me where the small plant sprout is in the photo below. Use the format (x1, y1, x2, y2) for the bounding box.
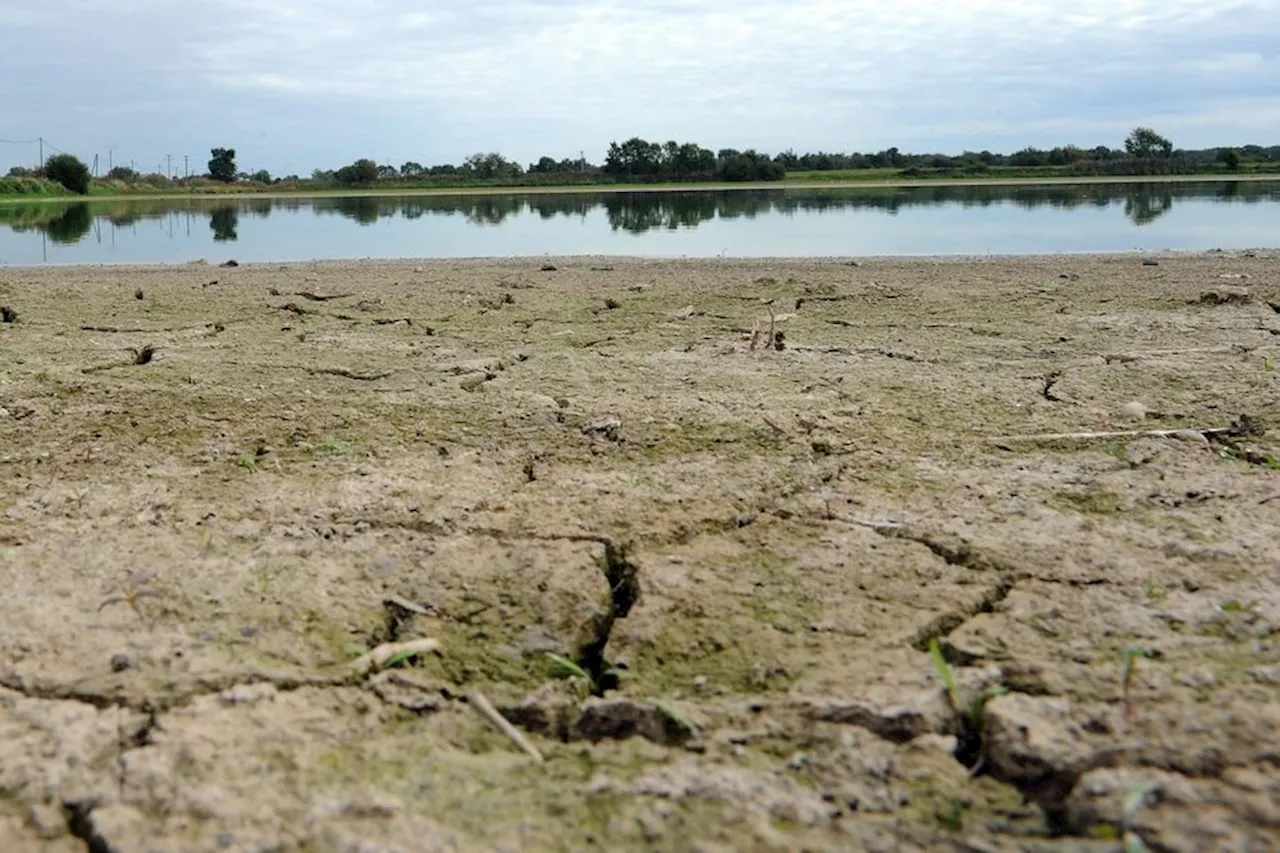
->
(1122, 646, 1151, 719)
(928, 638, 1007, 774)
(98, 569, 161, 624)
(928, 638, 961, 708)
(1264, 355, 1274, 372)
(1142, 576, 1164, 600)
(317, 436, 352, 456)
(546, 652, 631, 697)
(1121, 781, 1159, 852)
(547, 652, 592, 683)
(654, 700, 696, 734)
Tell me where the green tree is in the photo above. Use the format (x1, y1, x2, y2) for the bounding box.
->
(335, 158, 379, 184)
(1124, 127, 1173, 159)
(1217, 148, 1241, 171)
(44, 154, 91, 194)
(208, 148, 237, 182)
(400, 161, 425, 177)
(605, 138, 664, 177)
(463, 152, 522, 180)
(106, 166, 139, 182)
(250, 169, 271, 183)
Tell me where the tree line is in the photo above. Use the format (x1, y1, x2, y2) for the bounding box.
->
(7, 128, 1280, 196)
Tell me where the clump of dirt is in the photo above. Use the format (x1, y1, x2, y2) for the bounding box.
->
(0, 252, 1277, 850)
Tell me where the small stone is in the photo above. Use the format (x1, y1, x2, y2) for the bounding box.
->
(413, 266, 424, 273)
(1142, 258, 1160, 266)
(1199, 286, 1252, 306)
(219, 682, 278, 706)
(110, 652, 132, 673)
(540, 263, 557, 272)
(1119, 401, 1147, 421)
(0, 407, 9, 419)
(1171, 429, 1210, 447)
(458, 372, 490, 392)
(582, 415, 623, 441)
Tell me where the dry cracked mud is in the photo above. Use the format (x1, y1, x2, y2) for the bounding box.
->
(1, 252, 1278, 852)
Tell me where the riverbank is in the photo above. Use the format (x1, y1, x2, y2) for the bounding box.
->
(1, 253, 1277, 850)
(4, 170, 1280, 205)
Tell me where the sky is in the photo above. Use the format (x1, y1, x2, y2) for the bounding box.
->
(1, 0, 1278, 177)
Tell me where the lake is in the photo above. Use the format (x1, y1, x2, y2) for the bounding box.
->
(1, 181, 1277, 265)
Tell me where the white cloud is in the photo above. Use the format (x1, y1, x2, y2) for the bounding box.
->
(1, 0, 1277, 173)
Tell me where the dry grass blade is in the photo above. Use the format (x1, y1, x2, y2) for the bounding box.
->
(468, 690, 544, 763)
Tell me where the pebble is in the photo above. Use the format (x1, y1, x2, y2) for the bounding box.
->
(110, 652, 132, 673)
(1119, 401, 1147, 421)
(1171, 429, 1210, 448)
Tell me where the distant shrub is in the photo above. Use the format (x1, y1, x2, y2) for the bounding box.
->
(335, 158, 379, 185)
(44, 154, 91, 194)
(107, 166, 140, 182)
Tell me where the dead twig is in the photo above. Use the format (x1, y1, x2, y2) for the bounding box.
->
(349, 637, 440, 675)
(468, 690, 544, 763)
(309, 367, 392, 381)
(989, 427, 1246, 444)
(295, 291, 353, 302)
(762, 416, 789, 437)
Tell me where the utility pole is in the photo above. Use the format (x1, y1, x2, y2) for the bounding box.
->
(38, 137, 43, 169)
(92, 153, 99, 177)
(166, 154, 172, 179)
(106, 146, 116, 172)
(183, 154, 189, 179)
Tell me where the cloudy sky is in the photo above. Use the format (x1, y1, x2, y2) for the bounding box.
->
(2, 0, 1277, 177)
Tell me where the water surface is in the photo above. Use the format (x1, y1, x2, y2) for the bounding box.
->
(1, 181, 1276, 265)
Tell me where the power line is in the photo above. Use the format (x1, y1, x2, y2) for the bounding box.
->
(0, 138, 41, 145)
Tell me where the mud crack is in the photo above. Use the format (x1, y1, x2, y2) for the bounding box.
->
(574, 537, 641, 695)
(877, 525, 1024, 574)
(907, 575, 1018, 652)
(63, 798, 114, 853)
(1, 670, 351, 713)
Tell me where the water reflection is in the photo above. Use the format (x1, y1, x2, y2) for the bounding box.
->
(43, 204, 93, 244)
(1, 181, 1275, 259)
(210, 207, 238, 242)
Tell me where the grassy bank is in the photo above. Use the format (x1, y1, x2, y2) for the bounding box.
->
(4, 166, 1280, 205)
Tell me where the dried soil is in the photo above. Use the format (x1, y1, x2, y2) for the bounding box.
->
(1, 252, 1278, 852)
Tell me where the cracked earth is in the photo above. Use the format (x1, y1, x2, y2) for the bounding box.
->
(1, 253, 1278, 851)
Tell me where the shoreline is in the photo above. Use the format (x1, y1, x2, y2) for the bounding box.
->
(5, 247, 1274, 271)
(3, 171, 1279, 205)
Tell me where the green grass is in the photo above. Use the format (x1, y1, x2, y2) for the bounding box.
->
(6, 169, 1280, 205)
(0, 176, 67, 198)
